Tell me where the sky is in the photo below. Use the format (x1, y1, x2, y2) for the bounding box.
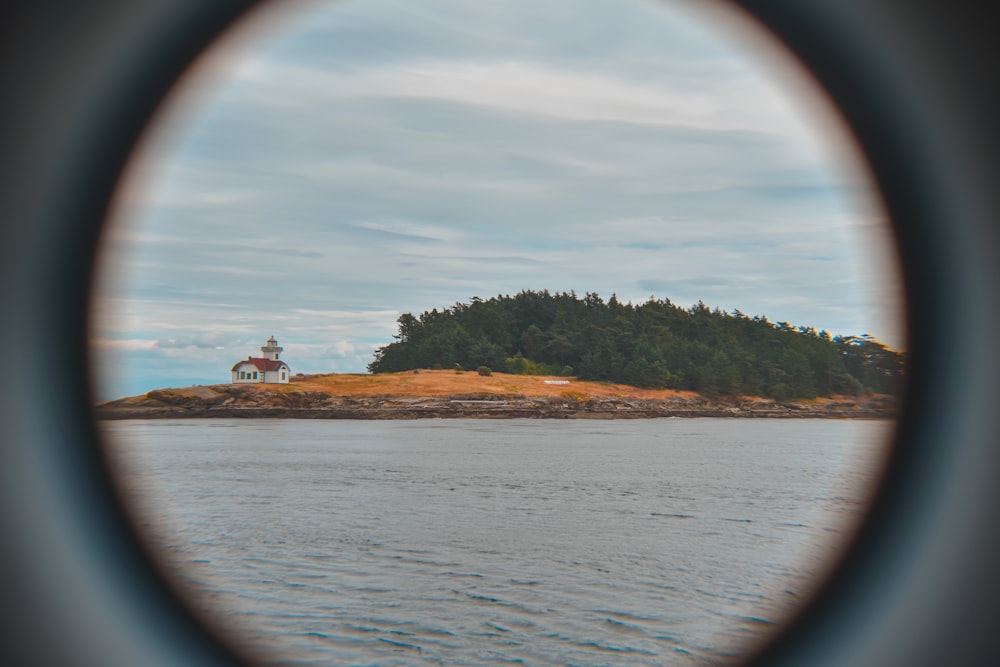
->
(90, 0, 905, 401)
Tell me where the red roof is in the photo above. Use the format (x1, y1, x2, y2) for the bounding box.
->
(231, 357, 288, 372)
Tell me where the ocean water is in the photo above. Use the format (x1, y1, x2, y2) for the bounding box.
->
(100, 418, 892, 666)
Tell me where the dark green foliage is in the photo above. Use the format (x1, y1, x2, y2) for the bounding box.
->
(367, 290, 906, 399)
(504, 353, 565, 376)
(477, 366, 492, 376)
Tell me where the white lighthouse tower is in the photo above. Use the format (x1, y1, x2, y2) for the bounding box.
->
(229, 336, 290, 384)
(260, 336, 283, 361)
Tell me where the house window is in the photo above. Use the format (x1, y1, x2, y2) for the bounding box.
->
(281, 371, 286, 380)
(253, 371, 258, 380)
(239, 371, 245, 379)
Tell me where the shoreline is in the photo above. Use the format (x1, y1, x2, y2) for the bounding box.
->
(95, 372, 898, 420)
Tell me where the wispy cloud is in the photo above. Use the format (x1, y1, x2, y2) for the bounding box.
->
(91, 0, 903, 400)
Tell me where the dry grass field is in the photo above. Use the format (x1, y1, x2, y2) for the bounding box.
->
(275, 372, 878, 408)
(242, 369, 697, 401)
(100, 369, 895, 418)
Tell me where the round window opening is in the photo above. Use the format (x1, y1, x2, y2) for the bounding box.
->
(91, 1, 906, 665)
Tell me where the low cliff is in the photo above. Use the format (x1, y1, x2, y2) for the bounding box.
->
(95, 371, 897, 420)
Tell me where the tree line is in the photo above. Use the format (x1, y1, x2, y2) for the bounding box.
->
(367, 290, 905, 400)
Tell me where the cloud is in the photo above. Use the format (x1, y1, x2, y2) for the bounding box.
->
(90, 338, 158, 351)
(152, 332, 237, 350)
(90, 0, 904, 399)
(241, 59, 758, 132)
(347, 219, 466, 243)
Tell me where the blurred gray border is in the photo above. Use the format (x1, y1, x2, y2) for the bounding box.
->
(1, 1, 997, 665)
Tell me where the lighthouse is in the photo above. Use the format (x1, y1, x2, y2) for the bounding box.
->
(260, 336, 283, 360)
(230, 336, 290, 384)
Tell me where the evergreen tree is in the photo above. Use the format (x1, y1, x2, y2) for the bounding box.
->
(367, 290, 905, 399)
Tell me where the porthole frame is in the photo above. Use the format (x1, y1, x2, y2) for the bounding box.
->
(1, 1, 998, 665)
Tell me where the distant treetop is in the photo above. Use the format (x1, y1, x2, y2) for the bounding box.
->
(368, 290, 904, 400)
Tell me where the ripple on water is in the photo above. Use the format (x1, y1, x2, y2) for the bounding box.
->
(104, 418, 887, 666)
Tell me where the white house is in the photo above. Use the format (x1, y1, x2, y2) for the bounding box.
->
(230, 336, 290, 384)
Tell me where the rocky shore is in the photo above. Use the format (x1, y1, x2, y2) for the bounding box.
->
(95, 382, 897, 420)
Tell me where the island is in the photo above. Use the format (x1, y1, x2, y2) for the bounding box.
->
(97, 291, 905, 420)
(94, 369, 897, 420)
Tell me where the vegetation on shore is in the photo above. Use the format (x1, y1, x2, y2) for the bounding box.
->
(368, 290, 905, 400)
(95, 370, 898, 420)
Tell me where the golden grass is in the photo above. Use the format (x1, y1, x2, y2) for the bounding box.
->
(222, 370, 701, 400)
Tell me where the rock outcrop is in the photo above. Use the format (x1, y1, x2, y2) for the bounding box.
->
(95, 384, 897, 420)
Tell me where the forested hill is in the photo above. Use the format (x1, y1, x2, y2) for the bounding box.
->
(367, 291, 905, 400)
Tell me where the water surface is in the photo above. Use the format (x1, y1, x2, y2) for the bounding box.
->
(101, 418, 891, 665)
